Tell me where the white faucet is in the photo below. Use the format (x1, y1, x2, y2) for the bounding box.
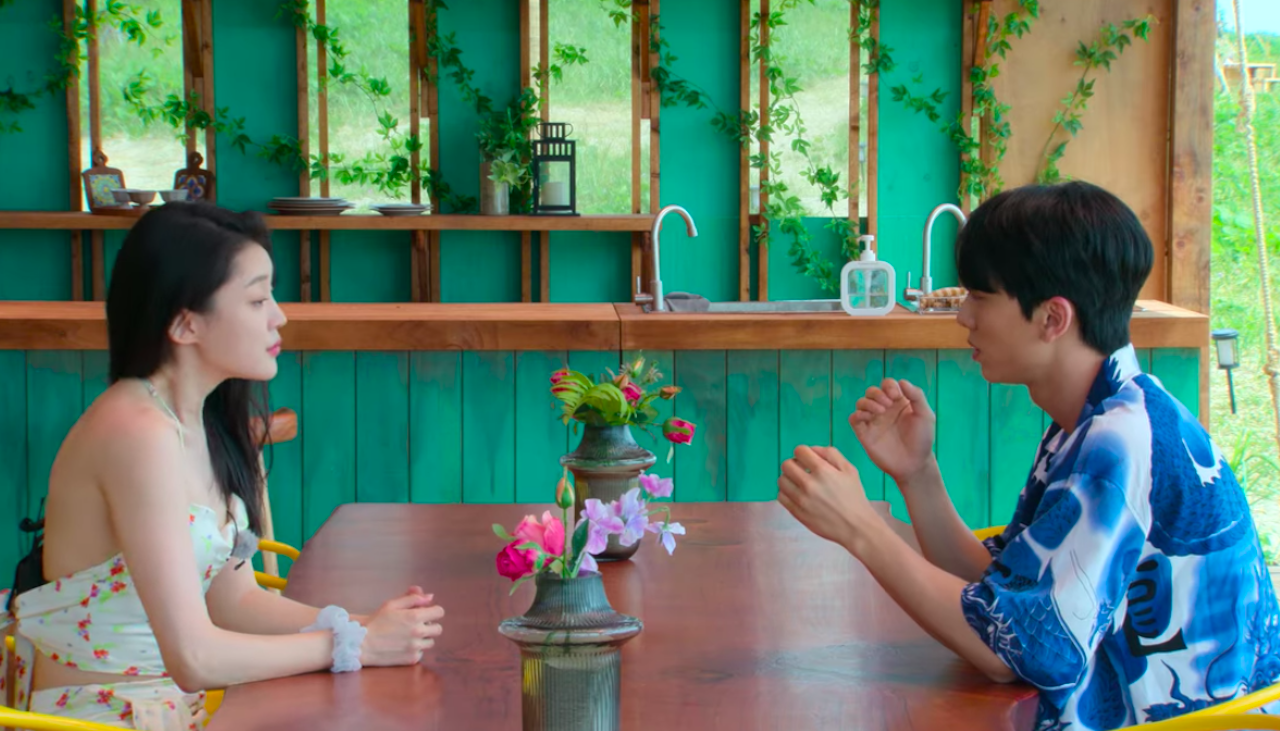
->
(649, 205, 698, 312)
(906, 203, 968, 301)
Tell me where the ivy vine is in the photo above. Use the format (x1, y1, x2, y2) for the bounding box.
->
(891, 0, 1039, 202)
(1037, 16, 1153, 183)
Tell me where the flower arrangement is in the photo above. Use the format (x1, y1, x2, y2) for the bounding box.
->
(550, 354, 697, 460)
(494, 469, 685, 593)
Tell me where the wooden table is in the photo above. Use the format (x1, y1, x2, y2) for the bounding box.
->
(207, 503, 1038, 731)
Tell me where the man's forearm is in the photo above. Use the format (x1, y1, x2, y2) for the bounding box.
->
(844, 518, 1017, 684)
(896, 458, 994, 582)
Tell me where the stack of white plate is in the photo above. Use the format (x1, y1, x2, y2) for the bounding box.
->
(372, 203, 431, 217)
(269, 197, 353, 216)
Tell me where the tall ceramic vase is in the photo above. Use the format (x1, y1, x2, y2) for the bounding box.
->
(560, 425, 656, 561)
(498, 571, 642, 731)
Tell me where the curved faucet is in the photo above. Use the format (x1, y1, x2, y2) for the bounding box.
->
(906, 203, 968, 301)
(650, 205, 698, 312)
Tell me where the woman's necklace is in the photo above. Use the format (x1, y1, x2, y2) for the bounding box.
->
(143, 378, 186, 451)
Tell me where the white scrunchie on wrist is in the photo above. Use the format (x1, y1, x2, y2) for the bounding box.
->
(301, 605, 367, 673)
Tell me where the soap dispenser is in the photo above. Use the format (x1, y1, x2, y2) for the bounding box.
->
(840, 235, 896, 317)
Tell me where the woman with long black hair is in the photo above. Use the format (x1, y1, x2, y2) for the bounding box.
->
(1, 202, 444, 729)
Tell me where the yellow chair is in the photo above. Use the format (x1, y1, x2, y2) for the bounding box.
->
(1134, 712, 1280, 730)
(0, 708, 126, 730)
(973, 524, 1006, 541)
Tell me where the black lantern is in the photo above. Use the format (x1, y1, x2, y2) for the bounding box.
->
(531, 122, 578, 216)
(1211, 328, 1240, 414)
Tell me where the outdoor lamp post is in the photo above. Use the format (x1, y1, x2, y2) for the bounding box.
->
(1212, 328, 1241, 414)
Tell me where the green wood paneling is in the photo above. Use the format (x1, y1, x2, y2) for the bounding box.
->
(461, 351, 516, 503)
(25, 352, 81, 524)
(1137, 348, 1152, 374)
(877, 0, 962, 298)
(301, 352, 356, 537)
(515, 350, 570, 503)
(936, 349, 990, 529)
(436, 0, 521, 303)
(1151, 348, 1201, 420)
(332, 233, 412, 303)
(0, 351, 27, 591)
(780, 350, 833, 463)
(673, 350, 728, 502)
(355, 352, 410, 503)
(988, 383, 1044, 528)
(661, 0, 740, 303)
(549, 233, 630, 304)
(622, 350, 675, 483)
(409, 352, 463, 503)
(0, 346, 1204, 589)
(726, 350, 780, 501)
(266, 352, 303, 574)
(832, 349, 887, 502)
(884, 350, 937, 521)
(81, 350, 111, 409)
(767, 219, 847, 303)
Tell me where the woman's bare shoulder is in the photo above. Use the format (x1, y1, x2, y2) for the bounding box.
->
(52, 383, 184, 494)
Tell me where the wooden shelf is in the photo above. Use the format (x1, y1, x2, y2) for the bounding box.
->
(0, 211, 656, 232)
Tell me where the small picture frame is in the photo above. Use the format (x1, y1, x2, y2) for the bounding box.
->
(175, 150, 215, 203)
(81, 149, 126, 213)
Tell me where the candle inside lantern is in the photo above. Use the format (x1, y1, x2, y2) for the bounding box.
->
(543, 181, 569, 207)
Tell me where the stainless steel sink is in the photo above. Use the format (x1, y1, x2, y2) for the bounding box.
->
(657, 299, 844, 314)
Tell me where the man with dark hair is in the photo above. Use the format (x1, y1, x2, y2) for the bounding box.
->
(777, 181, 1280, 730)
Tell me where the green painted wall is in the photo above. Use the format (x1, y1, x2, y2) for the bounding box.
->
(0, 347, 1201, 587)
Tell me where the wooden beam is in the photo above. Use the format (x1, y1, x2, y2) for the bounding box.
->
(300, 231, 312, 303)
(521, 231, 532, 303)
(649, 0, 661, 211)
(739, 0, 750, 301)
(539, 0, 549, 121)
(410, 0, 423, 299)
(849, 0, 861, 225)
(631, 5, 642, 214)
(182, 0, 198, 155)
(539, 235, 550, 303)
(87, 0, 101, 154)
(412, 231, 429, 302)
(91, 231, 105, 301)
(757, 0, 769, 300)
(0, 211, 660, 232)
(1167, 0, 1214, 317)
(866, 0, 879, 238)
(317, 0, 330, 198)
(430, 232, 441, 302)
(959, 1, 975, 216)
(319, 231, 331, 302)
(65, 0, 83, 300)
(199, 0, 217, 193)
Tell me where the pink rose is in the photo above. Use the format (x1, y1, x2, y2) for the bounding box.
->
(622, 382, 643, 404)
(662, 417, 696, 445)
(496, 543, 533, 581)
(541, 512, 565, 557)
(514, 514, 546, 554)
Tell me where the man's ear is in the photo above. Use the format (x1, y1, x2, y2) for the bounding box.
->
(1037, 296, 1076, 344)
(168, 310, 200, 346)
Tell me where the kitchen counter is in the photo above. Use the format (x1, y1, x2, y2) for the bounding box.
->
(0, 299, 1207, 351)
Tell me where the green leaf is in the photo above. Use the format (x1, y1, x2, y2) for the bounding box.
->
(492, 523, 516, 541)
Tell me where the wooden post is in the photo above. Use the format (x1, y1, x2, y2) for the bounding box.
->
(959, 1, 976, 216)
(539, 0, 549, 122)
(1168, 0, 1214, 319)
(65, 0, 83, 300)
(410, 0, 424, 301)
(757, 0, 769, 300)
(296, 0, 312, 302)
(649, 0, 661, 212)
(849, 0, 862, 233)
(199, 0, 217, 185)
(426, 0, 442, 302)
(181, 0, 198, 156)
(317, 0, 330, 199)
(739, 0, 751, 301)
(87, 0, 105, 301)
(866, 0, 879, 239)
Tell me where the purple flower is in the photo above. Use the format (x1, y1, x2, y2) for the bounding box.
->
(583, 498, 623, 555)
(577, 552, 598, 575)
(638, 472, 674, 499)
(646, 521, 686, 555)
(617, 488, 649, 547)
